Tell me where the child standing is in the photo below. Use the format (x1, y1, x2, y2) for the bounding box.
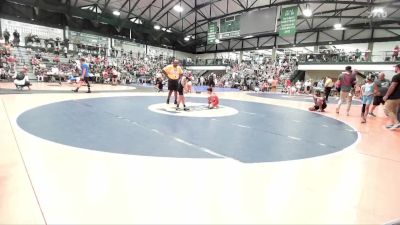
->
(207, 87, 219, 109)
(176, 74, 189, 111)
(361, 76, 375, 123)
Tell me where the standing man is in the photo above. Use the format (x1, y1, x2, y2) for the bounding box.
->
(336, 66, 357, 116)
(163, 59, 183, 104)
(73, 58, 91, 93)
(392, 45, 399, 62)
(3, 29, 10, 44)
(324, 76, 334, 102)
(369, 72, 390, 117)
(383, 64, 400, 130)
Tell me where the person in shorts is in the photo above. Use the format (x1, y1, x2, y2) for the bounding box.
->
(383, 64, 400, 130)
(72, 58, 91, 93)
(176, 74, 189, 111)
(360, 76, 374, 123)
(163, 59, 183, 105)
(369, 72, 390, 117)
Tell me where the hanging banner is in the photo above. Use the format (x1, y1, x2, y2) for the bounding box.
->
(279, 6, 298, 37)
(207, 22, 218, 45)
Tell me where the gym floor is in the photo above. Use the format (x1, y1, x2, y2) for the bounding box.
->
(0, 82, 399, 224)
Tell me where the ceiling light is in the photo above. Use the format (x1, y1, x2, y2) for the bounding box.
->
(372, 7, 384, 14)
(130, 18, 143, 24)
(333, 23, 344, 30)
(173, 5, 184, 12)
(303, 8, 312, 17)
(166, 28, 172, 33)
(161, 27, 166, 31)
(244, 35, 253, 39)
(184, 36, 190, 41)
(113, 10, 120, 16)
(154, 24, 161, 30)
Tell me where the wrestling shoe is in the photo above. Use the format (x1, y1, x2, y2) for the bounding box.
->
(389, 123, 400, 130)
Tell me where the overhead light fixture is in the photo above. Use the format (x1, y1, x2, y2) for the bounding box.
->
(184, 36, 190, 41)
(333, 23, 344, 30)
(166, 28, 172, 33)
(113, 10, 121, 16)
(154, 24, 161, 30)
(372, 7, 384, 14)
(31, 18, 35, 21)
(244, 35, 254, 39)
(173, 5, 184, 12)
(130, 18, 143, 24)
(303, 6, 312, 17)
(161, 27, 166, 31)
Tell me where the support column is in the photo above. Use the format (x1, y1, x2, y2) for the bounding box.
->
(239, 50, 243, 63)
(63, 26, 68, 41)
(272, 47, 276, 63)
(313, 45, 319, 53)
(0, 18, 3, 37)
(367, 42, 373, 62)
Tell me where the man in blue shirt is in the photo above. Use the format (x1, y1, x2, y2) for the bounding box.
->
(73, 58, 91, 93)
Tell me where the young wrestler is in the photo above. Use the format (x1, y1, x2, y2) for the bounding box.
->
(176, 74, 190, 111)
(360, 76, 375, 123)
(207, 87, 219, 109)
(309, 90, 327, 112)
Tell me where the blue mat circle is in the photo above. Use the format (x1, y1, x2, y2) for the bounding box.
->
(17, 96, 358, 163)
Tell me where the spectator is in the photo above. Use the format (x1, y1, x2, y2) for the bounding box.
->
(324, 76, 334, 101)
(392, 45, 399, 62)
(12, 30, 20, 46)
(3, 29, 10, 44)
(13, 72, 31, 90)
(383, 64, 400, 130)
(370, 72, 390, 117)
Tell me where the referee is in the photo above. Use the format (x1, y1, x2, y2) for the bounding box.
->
(162, 59, 183, 104)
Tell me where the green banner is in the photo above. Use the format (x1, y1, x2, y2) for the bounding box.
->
(207, 22, 218, 44)
(279, 6, 298, 37)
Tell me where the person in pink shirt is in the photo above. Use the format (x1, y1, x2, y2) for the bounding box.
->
(271, 77, 278, 92)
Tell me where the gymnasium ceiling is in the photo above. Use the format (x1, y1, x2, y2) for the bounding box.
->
(2, 0, 400, 52)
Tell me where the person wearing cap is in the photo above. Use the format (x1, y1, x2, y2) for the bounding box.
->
(336, 66, 357, 116)
(163, 59, 183, 105)
(72, 58, 91, 93)
(383, 64, 400, 130)
(360, 76, 375, 123)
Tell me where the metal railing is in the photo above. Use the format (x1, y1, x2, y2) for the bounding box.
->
(298, 51, 399, 64)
